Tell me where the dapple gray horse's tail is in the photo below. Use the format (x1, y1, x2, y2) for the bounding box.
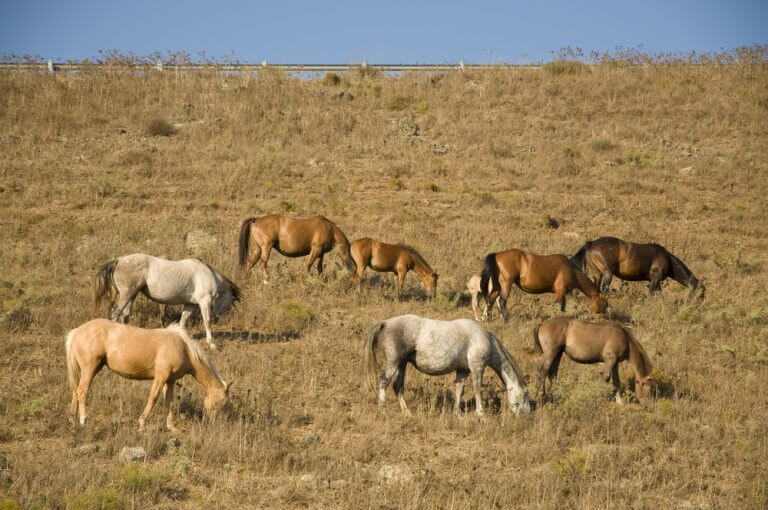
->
(364, 321, 386, 389)
(93, 259, 118, 316)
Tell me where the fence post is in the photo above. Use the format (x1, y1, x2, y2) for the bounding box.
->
(47, 59, 55, 73)
(155, 59, 163, 72)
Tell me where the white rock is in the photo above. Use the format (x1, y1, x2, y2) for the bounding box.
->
(184, 230, 218, 255)
(679, 166, 695, 175)
(119, 446, 146, 462)
(377, 463, 417, 484)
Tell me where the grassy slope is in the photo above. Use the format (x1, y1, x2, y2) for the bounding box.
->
(1, 61, 767, 508)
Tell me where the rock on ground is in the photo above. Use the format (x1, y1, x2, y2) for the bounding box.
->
(119, 446, 146, 462)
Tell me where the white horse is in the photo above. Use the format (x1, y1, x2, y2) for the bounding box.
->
(467, 275, 501, 322)
(94, 253, 241, 350)
(364, 314, 531, 416)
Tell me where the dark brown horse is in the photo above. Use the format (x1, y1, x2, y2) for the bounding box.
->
(533, 316, 654, 404)
(350, 238, 438, 298)
(479, 249, 607, 321)
(238, 215, 355, 281)
(570, 237, 704, 297)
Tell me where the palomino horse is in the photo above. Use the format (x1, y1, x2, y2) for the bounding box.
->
(570, 236, 705, 297)
(467, 275, 500, 321)
(66, 319, 232, 431)
(533, 317, 653, 404)
(350, 238, 438, 298)
(94, 254, 241, 350)
(479, 249, 607, 321)
(238, 214, 355, 281)
(364, 314, 531, 416)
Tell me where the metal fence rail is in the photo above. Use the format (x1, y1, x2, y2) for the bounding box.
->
(0, 60, 540, 73)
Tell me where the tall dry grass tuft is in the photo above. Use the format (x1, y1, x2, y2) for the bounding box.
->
(0, 48, 767, 508)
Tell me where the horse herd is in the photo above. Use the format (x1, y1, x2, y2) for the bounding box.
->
(65, 214, 704, 429)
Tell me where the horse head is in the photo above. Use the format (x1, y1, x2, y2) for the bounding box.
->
(590, 295, 608, 314)
(508, 385, 532, 415)
(690, 277, 705, 300)
(204, 379, 233, 419)
(425, 272, 439, 298)
(212, 276, 241, 319)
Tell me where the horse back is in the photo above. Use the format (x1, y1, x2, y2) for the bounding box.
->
(617, 241, 667, 279)
(564, 319, 628, 363)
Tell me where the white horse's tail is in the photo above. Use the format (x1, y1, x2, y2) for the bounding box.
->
(65, 330, 80, 394)
(364, 321, 385, 389)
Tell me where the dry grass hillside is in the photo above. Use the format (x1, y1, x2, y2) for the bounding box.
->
(1, 51, 767, 508)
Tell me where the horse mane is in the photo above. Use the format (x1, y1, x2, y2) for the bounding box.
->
(399, 244, 434, 274)
(198, 259, 242, 303)
(664, 249, 696, 287)
(572, 266, 600, 298)
(488, 333, 527, 389)
(165, 323, 225, 384)
(621, 326, 653, 379)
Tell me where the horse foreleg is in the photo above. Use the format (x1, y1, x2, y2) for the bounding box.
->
(471, 368, 485, 416)
(602, 357, 623, 404)
(163, 382, 178, 432)
(395, 269, 407, 301)
(198, 297, 218, 350)
(138, 377, 165, 430)
(600, 272, 613, 294)
(454, 370, 469, 413)
(354, 264, 366, 291)
(179, 304, 195, 329)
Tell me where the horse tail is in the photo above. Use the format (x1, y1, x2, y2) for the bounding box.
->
(569, 240, 592, 272)
(364, 321, 385, 389)
(532, 324, 543, 354)
(479, 253, 499, 306)
(623, 326, 653, 379)
(238, 217, 257, 269)
(93, 259, 118, 316)
(332, 223, 355, 272)
(65, 329, 81, 395)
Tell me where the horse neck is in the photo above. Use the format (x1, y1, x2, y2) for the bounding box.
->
(490, 338, 524, 391)
(573, 268, 600, 300)
(411, 255, 433, 281)
(626, 335, 651, 382)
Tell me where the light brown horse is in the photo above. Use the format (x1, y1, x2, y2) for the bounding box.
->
(533, 317, 654, 404)
(238, 215, 355, 281)
(66, 319, 232, 431)
(479, 249, 607, 321)
(570, 236, 704, 297)
(350, 238, 438, 298)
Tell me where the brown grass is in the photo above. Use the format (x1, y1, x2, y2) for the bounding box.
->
(1, 54, 767, 508)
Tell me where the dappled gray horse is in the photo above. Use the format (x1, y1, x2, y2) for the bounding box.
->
(94, 253, 241, 350)
(364, 314, 531, 416)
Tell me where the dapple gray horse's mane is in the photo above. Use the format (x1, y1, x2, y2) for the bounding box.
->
(488, 332, 528, 389)
(398, 244, 434, 274)
(165, 323, 225, 384)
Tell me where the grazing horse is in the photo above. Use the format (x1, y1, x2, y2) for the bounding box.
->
(570, 236, 705, 297)
(350, 238, 438, 298)
(364, 314, 531, 416)
(467, 275, 500, 321)
(93, 254, 241, 350)
(479, 249, 607, 321)
(66, 319, 232, 431)
(533, 317, 653, 404)
(238, 214, 355, 281)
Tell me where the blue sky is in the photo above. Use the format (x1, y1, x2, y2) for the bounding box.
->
(1, 1, 765, 64)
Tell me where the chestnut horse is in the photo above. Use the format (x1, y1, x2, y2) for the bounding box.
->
(570, 236, 704, 297)
(533, 317, 654, 404)
(350, 238, 438, 298)
(66, 319, 232, 431)
(238, 215, 355, 281)
(479, 249, 607, 321)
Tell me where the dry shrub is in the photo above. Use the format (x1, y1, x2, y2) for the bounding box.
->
(146, 118, 175, 136)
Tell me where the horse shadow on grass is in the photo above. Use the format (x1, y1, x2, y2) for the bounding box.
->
(191, 330, 301, 344)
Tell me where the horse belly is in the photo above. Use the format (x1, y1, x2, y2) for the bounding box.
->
(411, 345, 465, 375)
(105, 352, 155, 380)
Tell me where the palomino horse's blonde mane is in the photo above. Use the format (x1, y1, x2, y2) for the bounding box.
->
(398, 244, 434, 274)
(165, 323, 225, 384)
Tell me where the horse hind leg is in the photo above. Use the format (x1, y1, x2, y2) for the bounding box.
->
(198, 297, 218, 350)
(454, 370, 469, 413)
(600, 272, 614, 294)
(392, 362, 412, 416)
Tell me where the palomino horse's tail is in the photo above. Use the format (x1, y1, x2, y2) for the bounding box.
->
(332, 223, 356, 273)
(622, 326, 653, 378)
(569, 240, 592, 272)
(363, 321, 385, 389)
(532, 324, 543, 354)
(479, 253, 500, 306)
(238, 217, 258, 270)
(93, 259, 118, 316)
(65, 330, 80, 395)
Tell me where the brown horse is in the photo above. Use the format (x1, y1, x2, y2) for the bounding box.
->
(479, 249, 607, 321)
(570, 236, 704, 297)
(350, 238, 438, 298)
(66, 319, 232, 431)
(533, 317, 654, 404)
(238, 215, 355, 281)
